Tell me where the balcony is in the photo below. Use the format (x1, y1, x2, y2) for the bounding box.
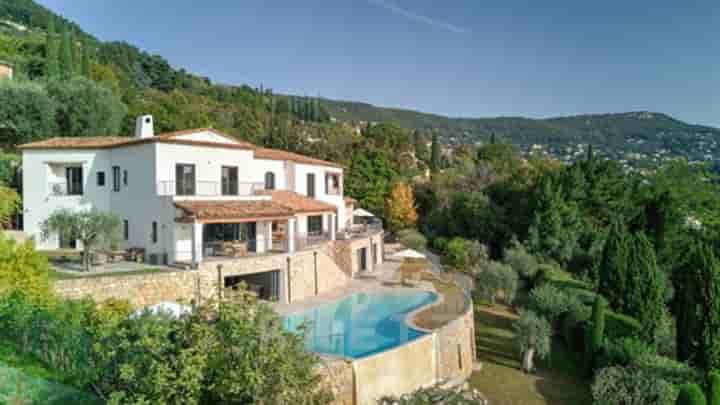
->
(157, 181, 265, 197)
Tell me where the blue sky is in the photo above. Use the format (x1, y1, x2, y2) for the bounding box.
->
(38, 0, 720, 126)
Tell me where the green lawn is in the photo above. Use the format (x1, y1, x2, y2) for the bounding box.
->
(0, 345, 102, 405)
(469, 304, 592, 405)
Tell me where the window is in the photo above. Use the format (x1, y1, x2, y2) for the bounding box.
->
(325, 173, 341, 195)
(97, 171, 105, 186)
(112, 166, 121, 192)
(123, 170, 128, 186)
(175, 164, 196, 195)
(151, 221, 158, 243)
(308, 215, 323, 236)
(307, 173, 316, 198)
(65, 167, 83, 195)
(265, 172, 276, 190)
(221, 166, 238, 195)
(123, 220, 129, 241)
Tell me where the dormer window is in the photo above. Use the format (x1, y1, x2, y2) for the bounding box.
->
(265, 172, 276, 190)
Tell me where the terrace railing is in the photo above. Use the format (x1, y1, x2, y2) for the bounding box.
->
(157, 181, 265, 197)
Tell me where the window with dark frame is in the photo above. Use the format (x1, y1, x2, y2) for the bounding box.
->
(308, 215, 323, 235)
(123, 169, 128, 186)
(97, 171, 105, 186)
(112, 166, 121, 192)
(123, 220, 129, 241)
(325, 173, 340, 195)
(307, 173, 315, 198)
(152, 221, 158, 243)
(264, 172, 275, 190)
(175, 164, 196, 196)
(65, 167, 83, 195)
(221, 166, 238, 195)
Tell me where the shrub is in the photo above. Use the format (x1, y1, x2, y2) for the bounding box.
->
(604, 310, 642, 340)
(584, 296, 605, 373)
(0, 236, 55, 307)
(533, 264, 554, 286)
(445, 237, 470, 268)
(379, 384, 485, 404)
(504, 243, 539, 282)
(596, 338, 654, 370)
(432, 236, 449, 253)
(591, 366, 677, 405)
(708, 371, 720, 405)
(475, 261, 518, 305)
(676, 383, 707, 405)
(635, 353, 698, 387)
(396, 229, 427, 252)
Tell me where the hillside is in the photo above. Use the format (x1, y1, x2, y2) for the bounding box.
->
(1, 0, 719, 170)
(322, 98, 720, 166)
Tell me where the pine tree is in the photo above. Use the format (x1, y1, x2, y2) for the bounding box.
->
(527, 177, 581, 264)
(598, 219, 630, 311)
(80, 38, 91, 77)
(430, 133, 441, 173)
(674, 238, 720, 371)
(44, 18, 59, 79)
(625, 232, 665, 342)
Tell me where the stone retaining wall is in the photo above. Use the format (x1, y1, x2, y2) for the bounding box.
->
(54, 270, 209, 308)
(317, 358, 355, 405)
(435, 300, 475, 382)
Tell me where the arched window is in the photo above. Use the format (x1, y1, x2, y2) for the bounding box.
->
(264, 172, 276, 190)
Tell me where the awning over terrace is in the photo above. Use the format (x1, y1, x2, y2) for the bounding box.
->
(175, 190, 337, 223)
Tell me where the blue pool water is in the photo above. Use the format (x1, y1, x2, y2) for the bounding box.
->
(284, 291, 437, 359)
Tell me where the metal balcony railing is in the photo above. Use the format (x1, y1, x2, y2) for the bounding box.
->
(157, 181, 265, 197)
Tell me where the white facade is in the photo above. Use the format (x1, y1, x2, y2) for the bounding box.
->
(21, 128, 349, 265)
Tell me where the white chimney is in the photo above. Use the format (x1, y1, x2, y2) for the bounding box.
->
(135, 115, 154, 138)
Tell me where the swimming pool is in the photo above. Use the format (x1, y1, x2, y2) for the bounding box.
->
(283, 291, 437, 359)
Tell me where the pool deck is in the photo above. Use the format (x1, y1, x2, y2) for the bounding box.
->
(273, 258, 434, 316)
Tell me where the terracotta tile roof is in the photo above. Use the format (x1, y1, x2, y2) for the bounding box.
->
(257, 190, 338, 214)
(253, 147, 343, 168)
(19, 128, 341, 168)
(174, 200, 293, 223)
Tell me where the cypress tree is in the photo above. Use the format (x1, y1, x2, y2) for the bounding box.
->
(80, 38, 91, 77)
(598, 219, 630, 311)
(59, 26, 74, 77)
(625, 233, 665, 342)
(490, 132, 496, 144)
(708, 371, 720, 405)
(675, 238, 720, 371)
(585, 296, 605, 374)
(44, 18, 59, 78)
(677, 383, 707, 405)
(587, 144, 594, 161)
(430, 132, 441, 173)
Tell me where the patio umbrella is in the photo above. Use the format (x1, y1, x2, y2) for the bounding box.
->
(353, 208, 376, 217)
(390, 249, 426, 260)
(132, 301, 192, 319)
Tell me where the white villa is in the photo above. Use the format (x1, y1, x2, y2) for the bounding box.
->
(20, 116, 384, 301)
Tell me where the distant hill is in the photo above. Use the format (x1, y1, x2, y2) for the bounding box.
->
(2, 0, 719, 168)
(322, 98, 720, 165)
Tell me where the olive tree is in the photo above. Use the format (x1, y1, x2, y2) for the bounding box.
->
(42, 208, 121, 271)
(514, 310, 551, 373)
(475, 261, 518, 306)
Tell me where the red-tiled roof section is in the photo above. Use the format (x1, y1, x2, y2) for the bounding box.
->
(257, 190, 338, 214)
(253, 147, 343, 168)
(174, 200, 293, 223)
(18, 128, 341, 168)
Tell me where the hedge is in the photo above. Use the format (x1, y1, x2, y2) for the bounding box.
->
(604, 310, 642, 340)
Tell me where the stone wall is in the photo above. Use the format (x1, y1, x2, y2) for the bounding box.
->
(199, 244, 350, 303)
(54, 270, 209, 308)
(352, 334, 436, 405)
(332, 231, 384, 277)
(435, 300, 475, 382)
